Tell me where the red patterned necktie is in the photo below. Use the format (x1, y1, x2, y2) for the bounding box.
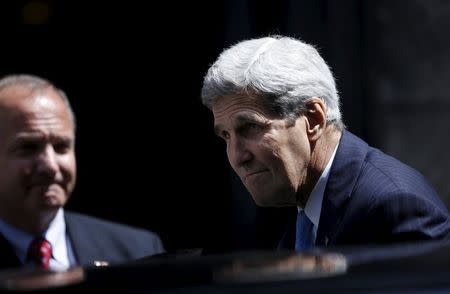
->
(27, 237, 53, 270)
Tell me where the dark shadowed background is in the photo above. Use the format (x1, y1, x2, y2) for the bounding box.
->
(1, 0, 449, 253)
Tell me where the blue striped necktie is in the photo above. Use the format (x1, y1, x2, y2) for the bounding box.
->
(295, 210, 314, 251)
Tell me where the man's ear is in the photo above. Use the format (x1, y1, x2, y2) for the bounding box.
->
(304, 97, 327, 141)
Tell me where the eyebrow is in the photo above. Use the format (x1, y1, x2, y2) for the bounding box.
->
(214, 113, 263, 136)
(14, 133, 74, 144)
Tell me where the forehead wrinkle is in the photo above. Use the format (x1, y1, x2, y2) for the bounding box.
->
(12, 110, 73, 134)
(214, 112, 269, 137)
(214, 102, 270, 123)
(214, 112, 249, 136)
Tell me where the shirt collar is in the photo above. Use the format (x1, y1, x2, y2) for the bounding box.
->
(0, 208, 69, 267)
(302, 141, 339, 228)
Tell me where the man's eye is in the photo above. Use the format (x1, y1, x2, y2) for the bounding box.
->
(54, 142, 71, 153)
(239, 123, 262, 136)
(18, 143, 39, 154)
(247, 123, 260, 129)
(221, 131, 230, 140)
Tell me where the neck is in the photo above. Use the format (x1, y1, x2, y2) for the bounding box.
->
(0, 209, 57, 235)
(297, 126, 342, 207)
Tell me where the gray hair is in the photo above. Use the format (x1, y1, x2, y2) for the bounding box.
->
(201, 36, 344, 129)
(0, 74, 76, 130)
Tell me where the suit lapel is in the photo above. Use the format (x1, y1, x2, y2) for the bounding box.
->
(316, 131, 369, 246)
(0, 234, 22, 270)
(65, 212, 102, 266)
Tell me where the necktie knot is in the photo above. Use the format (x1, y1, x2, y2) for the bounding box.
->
(295, 210, 314, 251)
(27, 237, 52, 270)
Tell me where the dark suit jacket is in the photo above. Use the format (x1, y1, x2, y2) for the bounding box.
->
(0, 211, 164, 270)
(279, 130, 450, 249)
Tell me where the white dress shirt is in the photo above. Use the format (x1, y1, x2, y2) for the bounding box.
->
(299, 142, 339, 243)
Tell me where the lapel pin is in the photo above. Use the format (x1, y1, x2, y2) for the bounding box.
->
(93, 261, 109, 267)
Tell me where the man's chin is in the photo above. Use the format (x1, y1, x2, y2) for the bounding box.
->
(42, 191, 68, 206)
(28, 186, 67, 206)
(29, 194, 65, 211)
(251, 194, 278, 207)
(250, 191, 297, 207)
(43, 197, 64, 207)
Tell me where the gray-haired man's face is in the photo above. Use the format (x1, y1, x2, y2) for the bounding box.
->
(212, 93, 312, 207)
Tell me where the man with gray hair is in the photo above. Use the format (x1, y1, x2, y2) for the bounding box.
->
(201, 36, 450, 251)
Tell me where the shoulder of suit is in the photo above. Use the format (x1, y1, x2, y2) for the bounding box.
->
(64, 211, 160, 239)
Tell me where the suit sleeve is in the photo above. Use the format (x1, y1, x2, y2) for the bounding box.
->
(374, 191, 450, 242)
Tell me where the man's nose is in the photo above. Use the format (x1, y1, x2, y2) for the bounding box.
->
(227, 136, 252, 169)
(35, 145, 59, 176)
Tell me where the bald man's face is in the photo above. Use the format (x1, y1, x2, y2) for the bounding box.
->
(0, 86, 76, 228)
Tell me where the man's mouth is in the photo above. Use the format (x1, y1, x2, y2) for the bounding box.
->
(244, 170, 268, 181)
(28, 183, 62, 193)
